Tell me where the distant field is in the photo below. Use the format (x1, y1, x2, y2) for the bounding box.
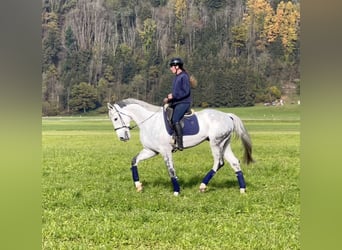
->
(42, 104, 300, 249)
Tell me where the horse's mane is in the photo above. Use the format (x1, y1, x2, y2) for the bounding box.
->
(117, 98, 161, 112)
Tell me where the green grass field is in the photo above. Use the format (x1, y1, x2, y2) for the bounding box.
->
(42, 104, 300, 249)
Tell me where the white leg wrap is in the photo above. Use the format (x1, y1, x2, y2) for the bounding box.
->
(240, 188, 246, 194)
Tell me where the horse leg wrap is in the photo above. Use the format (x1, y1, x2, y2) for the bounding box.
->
(236, 170, 246, 189)
(171, 177, 180, 193)
(202, 169, 216, 185)
(131, 165, 143, 191)
(131, 165, 139, 182)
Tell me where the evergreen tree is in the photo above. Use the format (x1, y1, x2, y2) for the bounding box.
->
(69, 82, 98, 113)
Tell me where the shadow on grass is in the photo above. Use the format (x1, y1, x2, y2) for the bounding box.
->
(143, 174, 202, 189)
(142, 174, 252, 192)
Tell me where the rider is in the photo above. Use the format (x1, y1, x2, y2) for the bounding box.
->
(164, 57, 192, 151)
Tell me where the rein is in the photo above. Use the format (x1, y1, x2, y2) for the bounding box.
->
(110, 104, 159, 131)
(128, 110, 159, 130)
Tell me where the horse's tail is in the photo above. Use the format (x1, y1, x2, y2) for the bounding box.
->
(227, 113, 254, 165)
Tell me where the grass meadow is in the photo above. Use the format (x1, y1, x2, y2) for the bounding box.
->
(42, 104, 300, 249)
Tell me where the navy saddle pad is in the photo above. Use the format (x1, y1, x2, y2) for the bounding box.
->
(163, 109, 200, 136)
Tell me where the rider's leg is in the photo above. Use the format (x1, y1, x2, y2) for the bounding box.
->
(171, 103, 189, 151)
(174, 122, 183, 150)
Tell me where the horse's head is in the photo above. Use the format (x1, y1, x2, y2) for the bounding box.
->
(107, 103, 131, 141)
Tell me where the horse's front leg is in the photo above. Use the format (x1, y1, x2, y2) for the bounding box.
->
(162, 152, 180, 196)
(131, 148, 157, 192)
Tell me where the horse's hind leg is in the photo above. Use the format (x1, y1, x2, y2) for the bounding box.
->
(224, 144, 246, 193)
(199, 142, 225, 192)
(131, 148, 157, 192)
(162, 152, 180, 196)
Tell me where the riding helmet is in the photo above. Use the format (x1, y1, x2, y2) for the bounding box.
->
(169, 57, 184, 68)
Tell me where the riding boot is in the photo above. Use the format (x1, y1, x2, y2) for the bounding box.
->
(174, 122, 184, 151)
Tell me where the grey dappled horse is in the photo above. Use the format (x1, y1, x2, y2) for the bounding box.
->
(108, 98, 254, 196)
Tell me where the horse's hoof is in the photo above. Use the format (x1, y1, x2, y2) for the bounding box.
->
(199, 183, 206, 192)
(240, 188, 246, 194)
(136, 182, 143, 192)
(173, 192, 179, 196)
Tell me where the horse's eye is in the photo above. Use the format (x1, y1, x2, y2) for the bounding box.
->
(114, 118, 118, 121)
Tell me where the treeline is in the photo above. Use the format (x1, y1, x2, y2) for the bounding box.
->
(42, 0, 300, 115)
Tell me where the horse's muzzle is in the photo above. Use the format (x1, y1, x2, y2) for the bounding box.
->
(120, 131, 130, 142)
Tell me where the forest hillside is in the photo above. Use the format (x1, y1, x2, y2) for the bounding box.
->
(42, 0, 300, 115)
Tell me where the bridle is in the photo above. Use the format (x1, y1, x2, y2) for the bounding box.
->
(109, 104, 133, 131)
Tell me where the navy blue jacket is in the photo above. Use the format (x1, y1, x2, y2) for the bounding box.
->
(171, 71, 191, 105)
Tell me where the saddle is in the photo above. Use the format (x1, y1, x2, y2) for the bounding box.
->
(163, 104, 199, 136)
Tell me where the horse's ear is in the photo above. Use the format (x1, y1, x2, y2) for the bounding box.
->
(107, 103, 113, 110)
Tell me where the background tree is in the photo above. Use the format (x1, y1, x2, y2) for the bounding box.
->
(69, 82, 98, 113)
(139, 18, 157, 54)
(265, 85, 282, 102)
(243, 0, 274, 69)
(42, 12, 62, 71)
(42, 65, 63, 115)
(275, 1, 300, 63)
